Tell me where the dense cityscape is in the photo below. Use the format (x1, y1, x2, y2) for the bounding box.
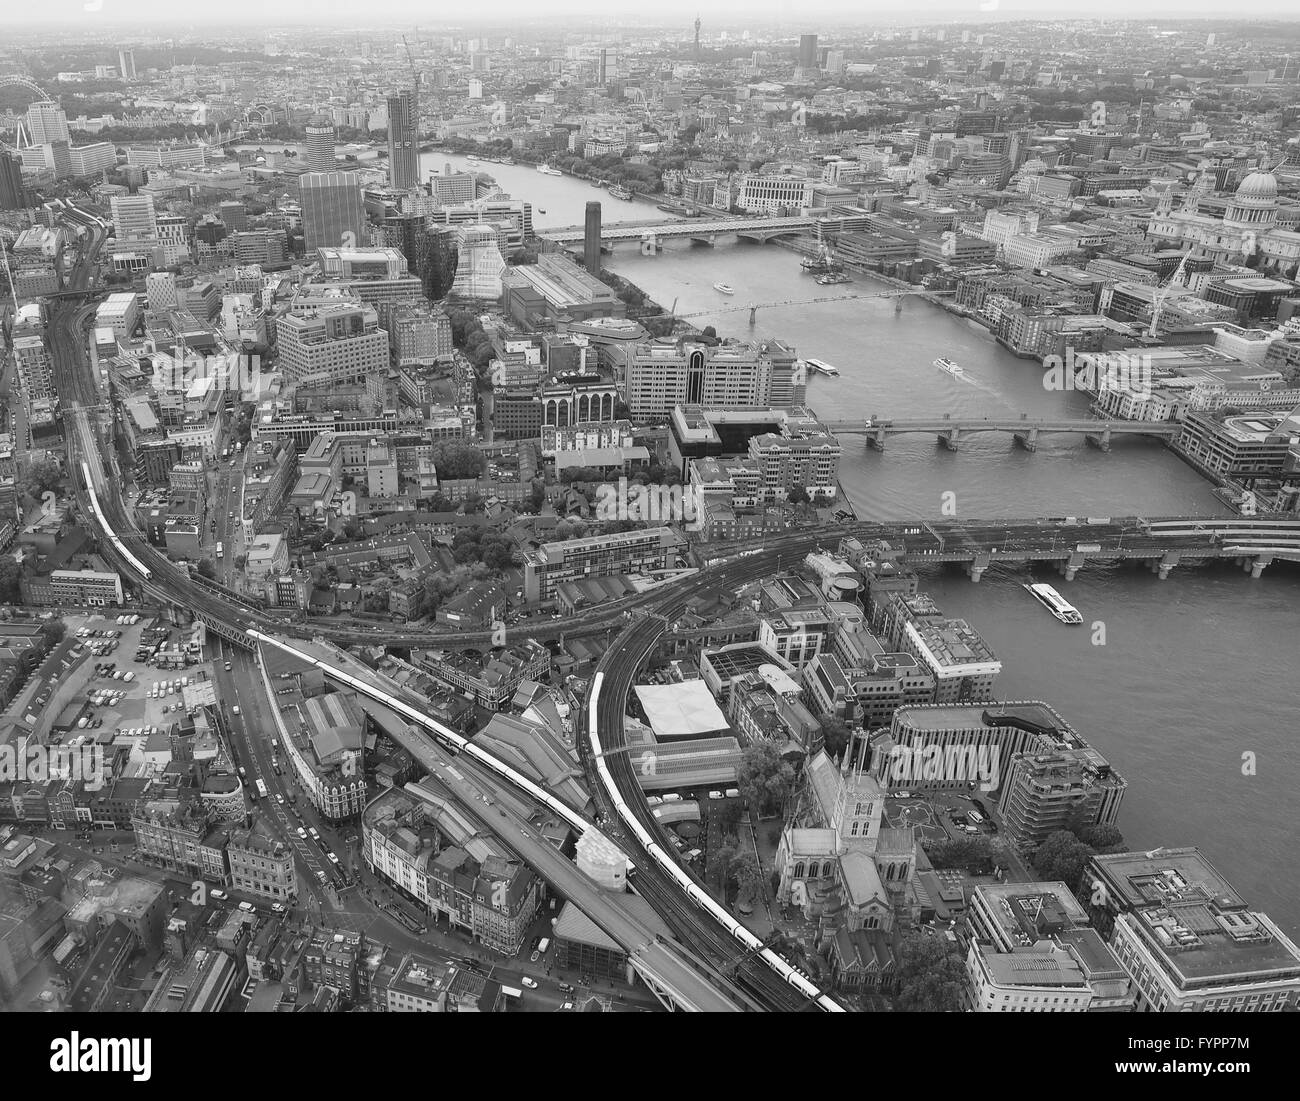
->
(0, 5, 1297, 1049)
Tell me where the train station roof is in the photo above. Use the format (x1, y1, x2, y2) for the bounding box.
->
(633, 681, 729, 741)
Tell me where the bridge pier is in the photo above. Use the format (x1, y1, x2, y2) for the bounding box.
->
(1085, 428, 1112, 452)
(689, 234, 717, 247)
(939, 428, 960, 451)
(1245, 554, 1272, 578)
(868, 429, 886, 451)
(1014, 427, 1040, 452)
(895, 297, 904, 315)
(1057, 552, 1085, 581)
(749, 306, 758, 326)
(967, 553, 992, 582)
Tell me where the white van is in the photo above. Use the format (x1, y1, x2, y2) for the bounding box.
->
(725, 788, 740, 798)
(661, 793, 682, 803)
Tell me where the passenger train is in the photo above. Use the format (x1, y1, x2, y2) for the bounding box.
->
(84, 466, 846, 1011)
(587, 671, 846, 1012)
(81, 461, 153, 582)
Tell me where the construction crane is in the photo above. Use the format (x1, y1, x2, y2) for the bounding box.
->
(400, 34, 421, 128)
(1146, 250, 1192, 339)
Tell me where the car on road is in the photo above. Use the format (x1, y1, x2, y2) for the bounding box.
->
(529, 950, 540, 963)
(297, 828, 308, 839)
(225, 661, 233, 671)
(232, 705, 241, 715)
(315, 870, 327, 883)
(521, 977, 538, 989)
(238, 901, 256, 913)
(327, 852, 339, 864)
(276, 795, 285, 805)
(210, 888, 227, 901)
(560, 1002, 575, 1011)
(271, 903, 286, 913)
(308, 827, 320, 841)
(530, 935, 541, 951)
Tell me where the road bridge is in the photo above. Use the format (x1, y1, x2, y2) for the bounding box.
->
(820, 415, 1182, 452)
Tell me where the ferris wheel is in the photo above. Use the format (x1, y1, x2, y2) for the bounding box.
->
(0, 75, 56, 150)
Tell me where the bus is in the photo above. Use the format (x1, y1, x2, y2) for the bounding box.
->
(255, 779, 268, 800)
(215, 542, 224, 559)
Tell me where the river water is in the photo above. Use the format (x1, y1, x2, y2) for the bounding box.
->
(424, 152, 1298, 933)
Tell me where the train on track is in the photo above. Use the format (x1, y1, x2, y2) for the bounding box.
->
(587, 670, 845, 1012)
(81, 461, 152, 582)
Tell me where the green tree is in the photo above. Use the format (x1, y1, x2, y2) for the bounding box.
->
(737, 742, 796, 818)
(39, 617, 67, 648)
(787, 485, 810, 505)
(819, 716, 851, 759)
(196, 560, 217, 579)
(894, 932, 968, 1011)
(729, 849, 762, 904)
(1076, 823, 1126, 853)
(0, 560, 22, 604)
(927, 835, 995, 873)
(341, 518, 365, 541)
(22, 457, 63, 500)
(1032, 829, 1096, 888)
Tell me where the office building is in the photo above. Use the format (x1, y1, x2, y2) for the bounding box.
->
(738, 175, 813, 214)
(118, 49, 137, 80)
(1084, 848, 1300, 1012)
(880, 593, 1001, 703)
(13, 334, 54, 404)
(623, 341, 805, 419)
(226, 826, 297, 902)
(523, 526, 686, 603)
(0, 149, 27, 209)
(448, 224, 505, 299)
(68, 142, 116, 177)
(998, 747, 1127, 850)
(386, 91, 418, 190)
(25, 102, 69, 145)
(275, 303, 390, 388)
(304, 117, 336, 173)
(799, 34, 819, 69)
(110, 193, 158, 241)
(299, 171, 366, 255)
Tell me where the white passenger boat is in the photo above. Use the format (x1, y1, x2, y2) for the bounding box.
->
(1024, 583, 1083, 624)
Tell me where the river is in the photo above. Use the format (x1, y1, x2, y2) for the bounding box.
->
(423, 152, 1298, 933)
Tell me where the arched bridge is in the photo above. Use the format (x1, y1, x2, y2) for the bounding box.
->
(821, 415, 1182, 452)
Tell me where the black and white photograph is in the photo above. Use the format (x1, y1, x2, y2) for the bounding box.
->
(0, 0, 1295, 1075)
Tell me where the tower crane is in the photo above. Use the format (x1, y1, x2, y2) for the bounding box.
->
(1146, 250, 1192, 339)
(400, 34, 421, 128)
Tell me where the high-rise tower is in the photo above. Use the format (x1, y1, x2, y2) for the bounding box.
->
(386, 91, 418, 190)
(304, 117, 336, 173)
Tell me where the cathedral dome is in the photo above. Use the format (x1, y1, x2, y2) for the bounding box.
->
(1234, 171, 1278, 204)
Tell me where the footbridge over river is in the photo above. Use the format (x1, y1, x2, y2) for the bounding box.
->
(820, 414, 1182, 452)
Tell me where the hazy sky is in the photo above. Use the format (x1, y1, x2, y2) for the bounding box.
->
(9, 0, 1300, 27)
